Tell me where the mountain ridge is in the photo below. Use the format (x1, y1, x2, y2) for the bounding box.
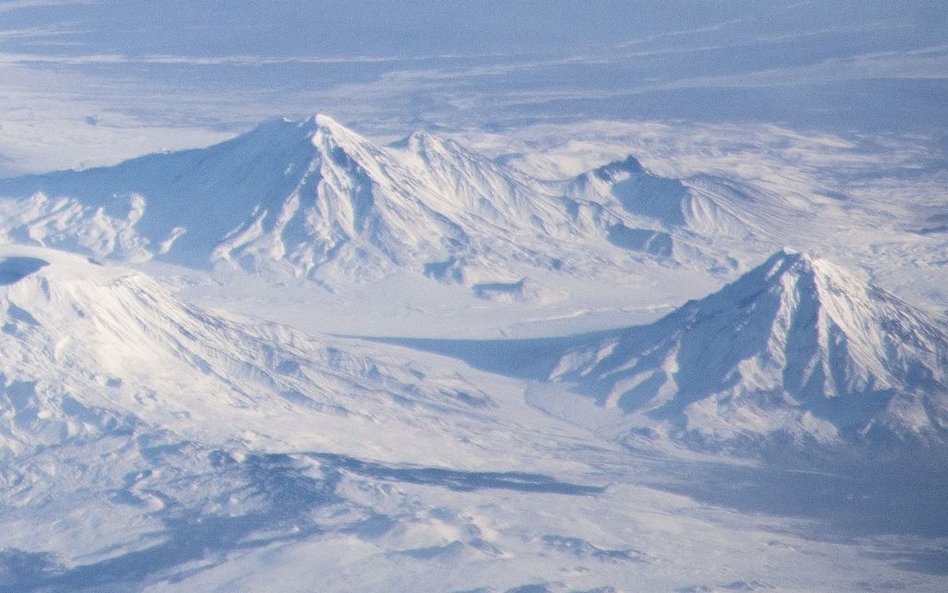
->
(0, 115, 740, 289)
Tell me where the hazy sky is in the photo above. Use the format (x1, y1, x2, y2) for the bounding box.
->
(0, 1, 945, 173)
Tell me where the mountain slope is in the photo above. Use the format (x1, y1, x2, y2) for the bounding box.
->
(0, 245, 509, 463)
(550, 250, 948, 455)
(0, 245, 645, 593)
(0, 116, 729, 288)
(0, 244, 535, 585)
(565, 154, 752, 239)
(0, 118, 321, 266)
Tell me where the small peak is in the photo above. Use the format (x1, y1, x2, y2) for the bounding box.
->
(776, 249, 833, 271)
(406, 129, 456, 155)
(593, 154, 644, 181)
(758, 248, 814, 280)
(766, 247, 806, 265)
(388, 129, 436, 151)
(752, 250, 865, 294)
(309, 114, 372, 148)
(400, 129, 487, 167)
(413, 128, 462, 147)
(407, 129, 429, 142)
(313, 113, 342, 129)
(405, 129, 433, 148)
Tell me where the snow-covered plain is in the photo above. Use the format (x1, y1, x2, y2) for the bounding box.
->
(0, 2, 946, 592)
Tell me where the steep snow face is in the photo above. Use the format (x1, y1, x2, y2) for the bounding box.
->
(553, 250, 948, 452)
(0, 116, 719, 287)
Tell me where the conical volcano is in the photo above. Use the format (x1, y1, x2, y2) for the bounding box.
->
(555, 250, 948, 452)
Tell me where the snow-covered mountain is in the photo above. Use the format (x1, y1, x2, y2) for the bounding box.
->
(564, 154, 759, 245)
(0, 244, 585, 590)
(0, 245, 676, 593)
(0, 224, 944, 591)
(0, 116, 740, 289)
(0, 245, 513, 463)
(548, 249, 948, 458)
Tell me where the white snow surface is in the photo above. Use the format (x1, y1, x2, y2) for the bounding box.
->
(0, 117, 945, 593)
(0, 3, 946, 590)
(0, 244, 944, 593)
(0, 116, 754, 289)
(0, 245, 541, 466)
(547, 250, 948, 456)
